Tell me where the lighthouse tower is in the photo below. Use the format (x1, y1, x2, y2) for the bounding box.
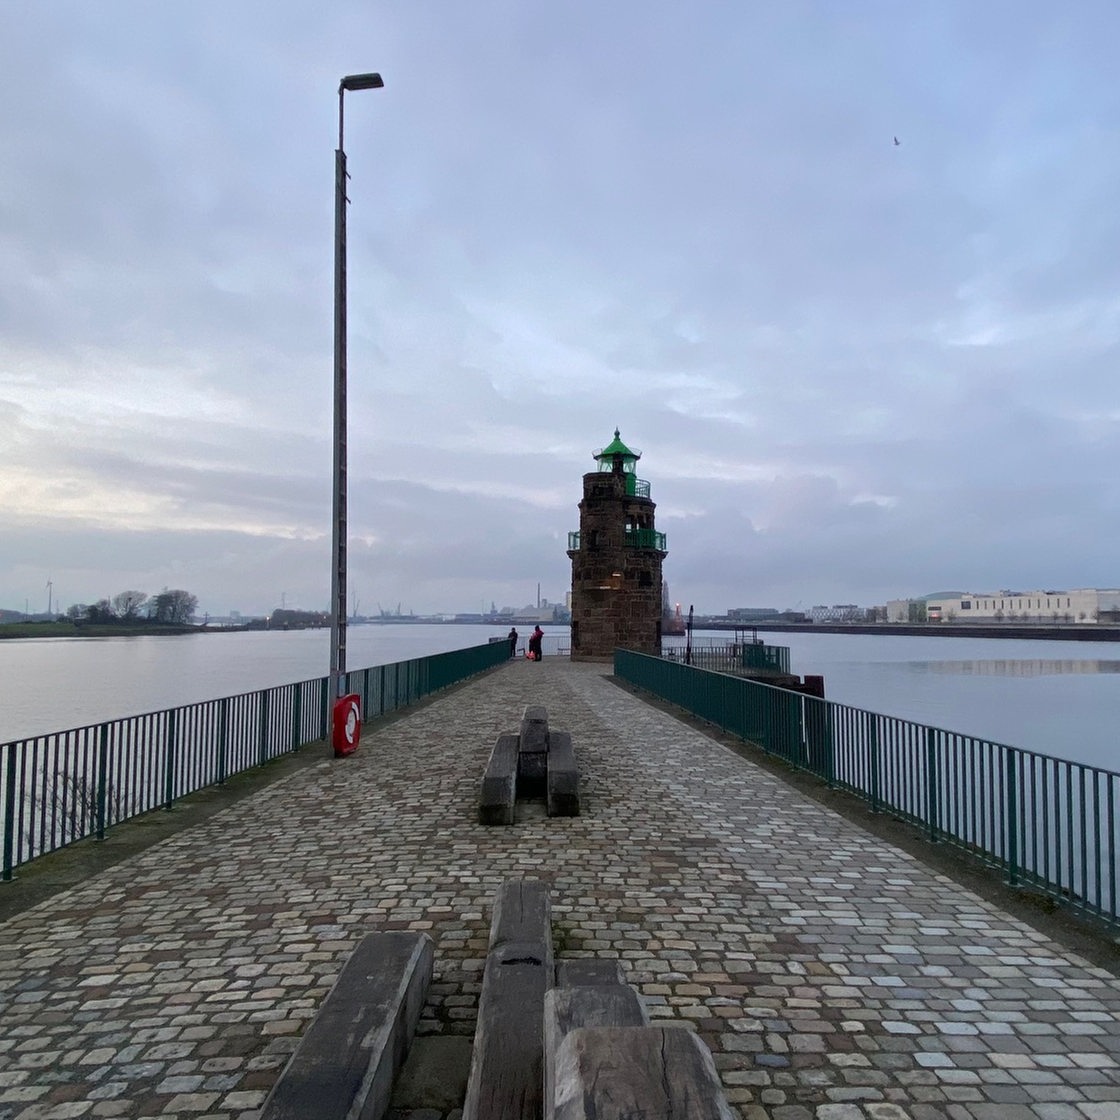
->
(566, 430, 667, 661)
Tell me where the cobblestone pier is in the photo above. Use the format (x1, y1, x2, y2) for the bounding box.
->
(2, 659, 1119, 1120)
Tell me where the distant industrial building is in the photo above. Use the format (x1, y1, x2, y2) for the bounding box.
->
(887, 588, 1120, 624)
(807, 604, 865, 623)
(727, 607, 782, 621)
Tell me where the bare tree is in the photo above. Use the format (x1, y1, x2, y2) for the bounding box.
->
(85, 599, 115, 623)
(30, 771, 127, 854)
(112, 590, 148, 620)
(152, 589, 198, 625)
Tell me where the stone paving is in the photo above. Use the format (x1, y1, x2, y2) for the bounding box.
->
(1, 658, 1119, 1120)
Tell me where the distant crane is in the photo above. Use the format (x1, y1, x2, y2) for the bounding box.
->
(46, 578, 53, 616)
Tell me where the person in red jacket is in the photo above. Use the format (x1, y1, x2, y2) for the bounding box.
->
(528, 626, 544, 661)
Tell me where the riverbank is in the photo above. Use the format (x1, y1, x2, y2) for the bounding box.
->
(0, 621, 204, 640)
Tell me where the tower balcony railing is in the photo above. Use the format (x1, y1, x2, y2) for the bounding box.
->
(626, 528, 666, 550)
(567, 529, 667, 551)
(588, 471, 651, 498)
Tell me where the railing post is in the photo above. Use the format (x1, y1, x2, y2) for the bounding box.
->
(1005, 749, 1019, 887)
(869, 712, 880, 814)
(824, 700, 835, 787)
(320, 677, 329, 740)
(258, 690, 270, 768)
(2, 747, 16, 882)
(925, 726, 939, 843)
(163, 709, 178, 811)
(761, 691, 773, 755)
(803, 695, 833, 785)
(218, 697, 229, 784)
(95, 723, 109, 841)
(291, 687, 302, 752)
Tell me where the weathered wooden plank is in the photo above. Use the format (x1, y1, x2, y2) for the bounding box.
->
(543, 987, 648, 1120)
(518, 706, 550, 795)
(463, 880, 553, 1120)
(260, 931, 434, 1120)
(552, 1026, 735, 1120)
(488, 878, 553, 957)
(479, 733, 519, 826)
(546, 730, 579, 817)
(520, 705, 550, 751)
(545, 985, 648, 1043)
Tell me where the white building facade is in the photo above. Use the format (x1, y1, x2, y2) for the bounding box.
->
(892, 589, 1120, 624)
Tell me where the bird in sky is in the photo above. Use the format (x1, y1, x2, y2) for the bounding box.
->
(893, 136, 901, 146)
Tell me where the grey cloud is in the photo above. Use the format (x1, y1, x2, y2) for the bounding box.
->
(4, 0, 1120, 616)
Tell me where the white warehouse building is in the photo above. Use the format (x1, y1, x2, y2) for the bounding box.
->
(888, 589, 1120, 624)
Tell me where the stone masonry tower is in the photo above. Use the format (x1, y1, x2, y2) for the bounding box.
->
(567, 430, 667, 661)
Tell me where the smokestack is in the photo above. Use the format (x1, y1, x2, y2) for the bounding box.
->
(537, 582, 540, 608)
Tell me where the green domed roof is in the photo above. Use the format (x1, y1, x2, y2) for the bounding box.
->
(594, 428, 641, 469)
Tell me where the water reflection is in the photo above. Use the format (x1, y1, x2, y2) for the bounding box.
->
(907, 659, 1120, 676)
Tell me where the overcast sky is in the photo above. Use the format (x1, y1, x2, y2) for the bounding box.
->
(3, 2, 1119, 618)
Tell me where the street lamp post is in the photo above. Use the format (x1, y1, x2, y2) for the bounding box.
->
(331, 72, 384, 702)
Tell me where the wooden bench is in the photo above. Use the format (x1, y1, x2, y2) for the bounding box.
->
(479, 708, 580, 825)
(260, 930, 434, 1120)
(544, 966, 647, 1119)
(545, 730, 579, 818)
(551, 1026, 735, 1120)
(465, 882, 731, 1120)
(479, 733, 520, 826)
(462, 879, 553, 1120)
(546, 946, 731, 1120)
(518, 705, 550, 795)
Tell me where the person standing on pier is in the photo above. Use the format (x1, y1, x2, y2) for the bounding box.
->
(508, 627, 518, 658)
(528, 626, 543, 661)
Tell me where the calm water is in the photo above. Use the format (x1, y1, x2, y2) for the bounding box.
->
(0, 624, 565, 743)
(2, 625, 1118, 772)
(676, 630, 1120, 773)
(798, 631, 1120, 771)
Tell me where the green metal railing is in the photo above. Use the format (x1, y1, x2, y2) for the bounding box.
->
(625, 528, 666, 550)
(616, 649, 1120, 930)
(662, 641, 791, 676)
(566, 529, 667, 551)
(1, 640, 509, 880)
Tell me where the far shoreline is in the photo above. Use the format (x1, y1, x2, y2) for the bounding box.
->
(0, 622, 213, 640)
(5, 618, 1120, 643)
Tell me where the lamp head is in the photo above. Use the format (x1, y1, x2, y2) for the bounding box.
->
(340, 73, 384, 92)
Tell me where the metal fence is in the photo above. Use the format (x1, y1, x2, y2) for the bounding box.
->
(1, 640, 509, 880)
(615, 649, 1120, 930)
(661, 640, 791, 676)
